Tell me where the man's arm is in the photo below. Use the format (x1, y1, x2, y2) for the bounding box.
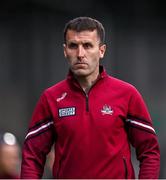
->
(21, 92, 55, 179)
(126, 86, 160, 179)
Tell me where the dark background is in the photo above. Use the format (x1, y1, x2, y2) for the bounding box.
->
(0, 0, 165, 178)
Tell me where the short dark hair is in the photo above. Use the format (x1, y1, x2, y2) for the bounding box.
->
(63, 17, 105, 44)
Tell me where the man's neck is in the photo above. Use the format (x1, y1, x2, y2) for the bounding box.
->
(75, 72, 99, 93)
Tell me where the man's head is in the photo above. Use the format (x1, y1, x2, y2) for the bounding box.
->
(63, 17, 106, 80)
(63, 17, 105, 45)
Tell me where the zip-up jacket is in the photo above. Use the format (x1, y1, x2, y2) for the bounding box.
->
(21, 66, 160, 179)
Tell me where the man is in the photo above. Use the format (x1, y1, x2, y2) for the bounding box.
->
(21, 17, 160, 179)
(0, 132, 20, 179)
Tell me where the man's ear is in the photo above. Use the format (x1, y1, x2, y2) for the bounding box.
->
(63, 43, 67, 58)
(99, 44, 106, 59)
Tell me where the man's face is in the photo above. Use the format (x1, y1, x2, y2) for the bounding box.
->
(63, 30, 106, 78)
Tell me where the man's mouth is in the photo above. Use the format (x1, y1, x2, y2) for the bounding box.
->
(75, 61, 87, 65)
(73, 62, 87, 69)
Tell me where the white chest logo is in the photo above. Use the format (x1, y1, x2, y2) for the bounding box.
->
(101, 105, 114, 115)
(59, 107, 76, 117)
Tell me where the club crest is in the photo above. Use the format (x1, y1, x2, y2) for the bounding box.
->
(101, 105, 114, 115)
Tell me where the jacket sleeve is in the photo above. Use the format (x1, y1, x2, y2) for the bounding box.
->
(20, 91, 55, 179)
(126, 86, 160, 179)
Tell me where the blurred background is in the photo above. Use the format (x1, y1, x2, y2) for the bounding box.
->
(0, 0, 165, 178)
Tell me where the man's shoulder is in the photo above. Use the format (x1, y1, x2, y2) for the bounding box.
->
(106, 75, 138, 93)
(108, 75, 133, 87)
(44, 79, 68, 95)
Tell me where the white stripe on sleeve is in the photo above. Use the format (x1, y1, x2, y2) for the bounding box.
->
(126, 119, 155, 133)
(25, 121, 54, 139)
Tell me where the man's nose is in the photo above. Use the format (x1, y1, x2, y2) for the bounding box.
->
(77, 45, 85, 58)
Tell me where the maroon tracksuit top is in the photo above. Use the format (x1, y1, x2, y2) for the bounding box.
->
(21, 66, 160, 179)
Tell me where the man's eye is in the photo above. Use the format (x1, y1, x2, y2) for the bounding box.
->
(68, 43, 78, 49)
(83, 43, 93, 49)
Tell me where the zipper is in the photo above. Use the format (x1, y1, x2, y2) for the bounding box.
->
(74, 75, 103, 112)
(123, 157, 128, 179)
(56, 162, 60, 178)
(56, 158, 62, 178)
(85, 92, 89, 112)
